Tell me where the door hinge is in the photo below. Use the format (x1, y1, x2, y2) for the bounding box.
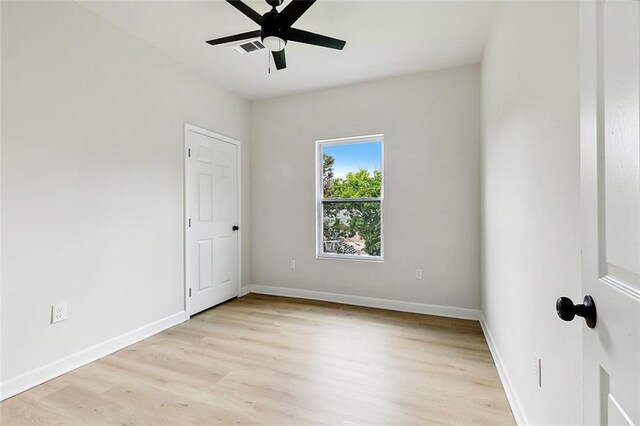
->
(188, 218, 192, 227)
(189, 288, 192, 297)
(188, 148, 191, 158)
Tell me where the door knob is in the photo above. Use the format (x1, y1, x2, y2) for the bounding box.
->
(556, 295, 597, 328)
(232, 225, 239, 231)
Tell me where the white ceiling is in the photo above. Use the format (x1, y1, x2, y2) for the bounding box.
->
(82, 1, 497, 100)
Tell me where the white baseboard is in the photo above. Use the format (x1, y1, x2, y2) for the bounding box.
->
(240, 285, 482, 320)
(479, 315, 527, 425)
(0, 311, 186, 401)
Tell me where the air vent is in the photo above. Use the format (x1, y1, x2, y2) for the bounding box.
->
(231, 39, 265, 54)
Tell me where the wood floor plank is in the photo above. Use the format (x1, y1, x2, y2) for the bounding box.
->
(0, 294, 514, 425)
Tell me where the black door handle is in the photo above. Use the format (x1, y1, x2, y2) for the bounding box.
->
(232, 225, 239, 231)
(556, 295, 597, 328)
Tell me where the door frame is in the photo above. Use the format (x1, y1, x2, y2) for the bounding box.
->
(183, 122, 242, 318)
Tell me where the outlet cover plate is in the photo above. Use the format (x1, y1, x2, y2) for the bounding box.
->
(52, 303, 67, 324)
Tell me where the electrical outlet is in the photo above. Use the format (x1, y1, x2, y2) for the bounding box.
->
(52, 303, 67, 324)
(533, 353, 542, 387)
(290, 259, 296, 269)
(415, 268, 423, 279)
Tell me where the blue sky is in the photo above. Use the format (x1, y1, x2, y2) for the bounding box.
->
(323, 141, 382, 178)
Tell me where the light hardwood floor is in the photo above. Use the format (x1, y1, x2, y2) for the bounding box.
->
(0, 294, 514, 425)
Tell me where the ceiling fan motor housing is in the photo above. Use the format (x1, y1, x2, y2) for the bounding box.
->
(260, 10, 287, 51)
(260, 10, 286, 41)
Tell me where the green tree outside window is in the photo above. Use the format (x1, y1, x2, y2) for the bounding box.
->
(322, 153, 382, 257)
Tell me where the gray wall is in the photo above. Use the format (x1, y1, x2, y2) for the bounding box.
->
(481, 2, 582, 423)
(1, 1, 250, 384)
(250, 65, 481, 310)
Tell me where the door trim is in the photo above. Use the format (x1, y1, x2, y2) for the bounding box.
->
(183, 122, 242, 318)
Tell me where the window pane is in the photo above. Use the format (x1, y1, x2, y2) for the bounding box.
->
(322, 142, 382, 199)
(322, 201, 381, 257)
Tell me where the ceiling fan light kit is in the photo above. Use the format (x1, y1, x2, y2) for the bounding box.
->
(262, 36, 286, 52)
(206, 0, 346, 70)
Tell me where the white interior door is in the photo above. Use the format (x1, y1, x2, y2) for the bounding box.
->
(580, 1, 640, 424)
(185, 125, 240, 316)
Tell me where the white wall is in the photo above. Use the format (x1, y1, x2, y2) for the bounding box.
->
(1, 1, 250, 395)
(250, 65, 481, 311)
(481, 2, 582, 424)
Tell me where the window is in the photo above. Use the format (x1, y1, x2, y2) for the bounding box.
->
(316, 135, 384, 261)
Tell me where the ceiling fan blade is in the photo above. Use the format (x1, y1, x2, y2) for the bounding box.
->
(287, 28, 346, 50)
(272, 49, 287, 70)
(206, 30, 262, 46)
(275, 0, 316, 28)
(226, 0, 263, 25)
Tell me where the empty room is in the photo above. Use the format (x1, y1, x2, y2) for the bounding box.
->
(0, 0, 638, 424)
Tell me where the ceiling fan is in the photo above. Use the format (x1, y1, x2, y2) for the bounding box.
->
(206, 0, 346, 70)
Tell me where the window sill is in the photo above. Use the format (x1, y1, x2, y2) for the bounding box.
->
(316, 254, 384, 263)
